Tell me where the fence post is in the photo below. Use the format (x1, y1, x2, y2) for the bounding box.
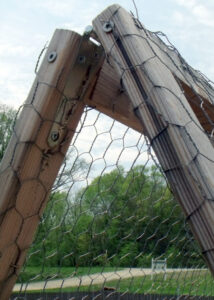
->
(0, 30, 103, 299)
(93, 5, 214, 275)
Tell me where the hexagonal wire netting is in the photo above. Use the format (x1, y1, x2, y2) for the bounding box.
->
(1, 6, 214, 300)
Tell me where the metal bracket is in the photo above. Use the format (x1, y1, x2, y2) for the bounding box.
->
(48, 35, 104, 148)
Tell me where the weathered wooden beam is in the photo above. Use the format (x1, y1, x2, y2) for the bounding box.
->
(86, 33, 214, 136)
(93, 5, 214, 275)
(146, 28, 214, 106)
(0, 30, 103, 299)
(139, 25, 214, 136)
(179, 80, 214, 135)
(85, 59, 143, 133)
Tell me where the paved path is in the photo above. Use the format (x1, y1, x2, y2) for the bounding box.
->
(13, 268, 186, 292)
(13, 269, 156, 292)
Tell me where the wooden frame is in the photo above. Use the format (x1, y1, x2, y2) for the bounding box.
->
(0, 4, 214, 299)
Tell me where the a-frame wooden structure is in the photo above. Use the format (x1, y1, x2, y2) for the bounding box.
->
(0, 5, 214, 299)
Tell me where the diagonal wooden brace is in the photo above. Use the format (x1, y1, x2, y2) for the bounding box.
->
(93, 4, 214, 276)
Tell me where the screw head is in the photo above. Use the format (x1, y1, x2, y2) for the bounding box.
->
(103, 21, 114, 33)
(51, 131, 60, 142)
(48, 51, 57, 63)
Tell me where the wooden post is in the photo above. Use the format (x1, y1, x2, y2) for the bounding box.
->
(93, 5, 214, 275)
(0, 30, 103, 299)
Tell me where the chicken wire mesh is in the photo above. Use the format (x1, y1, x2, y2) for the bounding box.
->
(12, 109, 213, 299)
(0, 4, 213, 300)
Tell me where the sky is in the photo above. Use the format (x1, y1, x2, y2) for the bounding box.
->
(0, 0, 214, 109)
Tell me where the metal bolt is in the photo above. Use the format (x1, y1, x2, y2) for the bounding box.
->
(48, 51, 57, 63)
(51, 131, 60, 142)
(78, 55, 86, 64)
(84, 25, 93, 36)
(103, 21, 114, 33)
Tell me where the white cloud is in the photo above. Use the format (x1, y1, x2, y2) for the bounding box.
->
(192, 4, 214, 27)
(34, 0, 76, 17)
(0, 77, 30, 108)
(0, 44, 33, 57)
(172, 11, 185, 24)
(175, 0, 214, 27)
(34, 0, 101, 20)
(168, 1, 214, 80)
(175, 0, 197, 9)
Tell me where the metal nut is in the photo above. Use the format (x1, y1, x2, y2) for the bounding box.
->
(103, 21, 114, 33)
(48, 51, 57, 63)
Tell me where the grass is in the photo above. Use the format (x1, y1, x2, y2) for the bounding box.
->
(17, 269, 214, 296)
(18, 266, 120, 283)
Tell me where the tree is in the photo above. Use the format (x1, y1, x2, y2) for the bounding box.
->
(24, 162, 204, 269)
(71, 165, 203, 268)
(27, 154, 90, 267)
(53, 146, 89, 192)
(0, 104, 16, 161)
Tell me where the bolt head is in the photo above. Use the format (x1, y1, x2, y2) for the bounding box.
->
(51, 131, 60, 142)
(103, 21, 114, 33)
(78, 55, 86, 64)
(48, 51, 57, 63)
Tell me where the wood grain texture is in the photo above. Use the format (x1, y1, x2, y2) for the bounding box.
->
(179, 80, 214, 135)
(85, 57, 214, 136)
(145, 27, 214, 106)
(0, 30, 103, 299)
(85, 59, 143, 133)
(93, 5, 214, 275)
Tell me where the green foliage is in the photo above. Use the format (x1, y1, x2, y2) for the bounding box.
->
(0, 104, 16, 161)
(0, 103, 204, 283)
(26, 164, 204, 271)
